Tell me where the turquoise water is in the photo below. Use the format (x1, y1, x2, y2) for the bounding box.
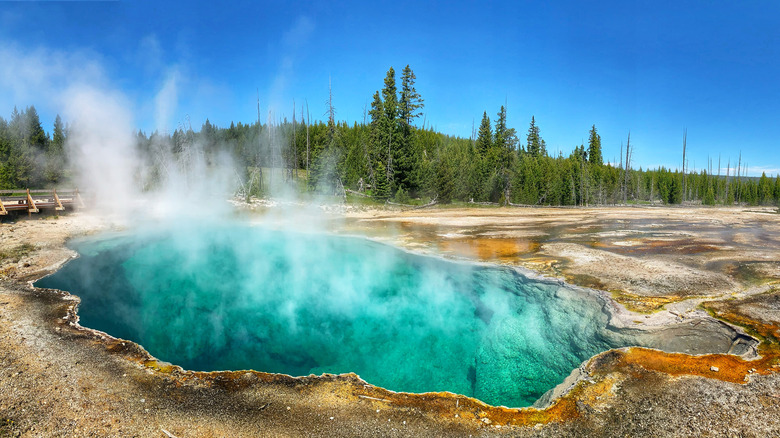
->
(36, 223, 633, 407)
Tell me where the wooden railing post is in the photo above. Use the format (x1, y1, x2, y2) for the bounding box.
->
(53, 188, 65, 211)
(26, 188, 39, 216)
(0, 188, 81, 214)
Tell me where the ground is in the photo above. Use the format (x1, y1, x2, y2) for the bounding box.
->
(1, 206, 779, 437)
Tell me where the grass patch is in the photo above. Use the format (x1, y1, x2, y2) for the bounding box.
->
(439, 200, 502, 209)
(0, 417, 20, 438)
(345, 192, 381, 206)
(0, 243, 35, 263)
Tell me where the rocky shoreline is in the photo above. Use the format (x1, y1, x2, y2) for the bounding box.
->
(1, 208, 780, 437)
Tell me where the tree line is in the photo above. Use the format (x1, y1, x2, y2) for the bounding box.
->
(3, 66, 780, 207)
(0, 106, 68, 189)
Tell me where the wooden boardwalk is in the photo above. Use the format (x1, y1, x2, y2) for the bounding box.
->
(0, 189, 84, 216)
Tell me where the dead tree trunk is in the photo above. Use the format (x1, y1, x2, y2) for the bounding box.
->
(725, 158, 731, 203)
(623, 132, 631, 204)
(292, 100, 297, 180)
(306, 100, 310, 179)
(256, 90, 263, 192)
(682, 128, 687, 202)
(736, 152, 742, 203)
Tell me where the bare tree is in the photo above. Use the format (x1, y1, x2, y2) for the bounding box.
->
(682, 128, 687, 202)
(255, 89, 263, 192)
(725, 158, 731, 203)
(623, 132, 632, 204)
(292, 100, 297, 180)
(580, 158, 587, 206)
(736, 151, 742, 203)
(327, 76, 336, 133)
(361, 102, 374, 191)
(268, 109, 274, 185)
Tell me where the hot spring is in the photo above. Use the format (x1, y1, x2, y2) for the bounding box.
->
(36, 222, 640, 408)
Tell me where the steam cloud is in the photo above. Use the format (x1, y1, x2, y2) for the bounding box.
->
(2, 26, 336, 228)
(1, 37, 291, 224)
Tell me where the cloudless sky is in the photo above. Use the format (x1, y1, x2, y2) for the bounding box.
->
(1, 0, 779, 176)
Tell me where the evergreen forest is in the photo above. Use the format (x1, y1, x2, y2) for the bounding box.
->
(2, 65, 779, 207)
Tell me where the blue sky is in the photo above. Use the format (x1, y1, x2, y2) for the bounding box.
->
(1, 0, 779, 176)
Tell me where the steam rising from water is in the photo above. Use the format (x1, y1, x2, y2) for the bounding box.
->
(10, 35, 640, 409)
(62, 86, 140, 215)
(2, 36, 306, 223)
(37, 222, 640, 408)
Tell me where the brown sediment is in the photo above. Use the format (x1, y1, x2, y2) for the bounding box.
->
(606, 347, 778, 384)
(609, 290, 690, 314)
(701, 290, 780, 345)
(590, 287, 780, 397)
(437, 238, 540, 263)
(581, 288, 780, 397)
(3, 207, 780, 436)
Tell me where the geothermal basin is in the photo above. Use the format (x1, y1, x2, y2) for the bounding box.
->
(5, 207, 780, 436)
(34, 219, 756, 409)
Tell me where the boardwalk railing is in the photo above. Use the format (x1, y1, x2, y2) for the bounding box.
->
(0, 189, 84, 216)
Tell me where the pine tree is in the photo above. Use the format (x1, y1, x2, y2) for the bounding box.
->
(26, 106, 47, 151)
(758, 172, 772, 204)
(368, 91, 385, 189)
(587, 124, 602, 166)
(44, 114, 67, 184)
(436, 155, 455, 204)
(773, 175, 780, 205)
(0, 116, 12, 189)
(382, 68, 398, 122)
(527, 116, 544, 157)
(399, 65, 423, 126)
(4, 106, 41, 188)
(490, 105, 516, 202)
(475, 111, 493, 200)
(493, 105, 517, 161)
(372, 160, 390, 201)
(381, 67, 399, 190)
(494, 106, 507, 151)
(704, 183, 716, 205)
(476, 112, 492, 158)
(395, 65, 424, 194)
(308, 80, 342, 194)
